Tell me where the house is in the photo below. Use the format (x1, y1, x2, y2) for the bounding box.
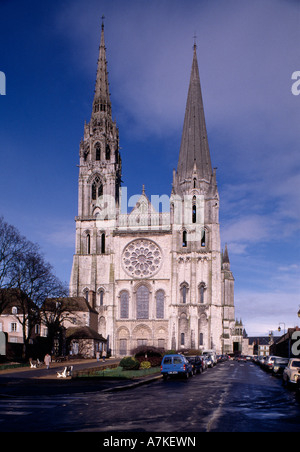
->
(0, 289, 37, 345)
(269, 327, 300, 358)
(248, 337, 273, 356)
(43, 295, 106, 358)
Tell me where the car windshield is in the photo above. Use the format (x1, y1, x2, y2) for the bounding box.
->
(291, 361, 300, 368)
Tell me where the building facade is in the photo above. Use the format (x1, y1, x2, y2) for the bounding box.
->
(69, 23, 238, 356)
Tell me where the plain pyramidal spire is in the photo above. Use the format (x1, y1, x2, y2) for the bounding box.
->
(176, 43, 213, 192)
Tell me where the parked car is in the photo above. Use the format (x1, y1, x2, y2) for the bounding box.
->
(297, 377, 300, 393)
(217, 355, 229, 363)
(283, 359, 300, 387)
(237, 356, 247, 363)
(272, 357, 289, 377)
(205, 355, 214, 368)
(201, 356, 208, 370)
(161, 354, 193, 380)
(187, 356, 204, 374)
(258, 356, 268, 367)
(264, 356, 280, 372)
(203, 350, 217, 366)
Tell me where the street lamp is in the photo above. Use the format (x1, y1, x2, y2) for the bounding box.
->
(278, 323, 286, 335)
(269, 331, 274, 345)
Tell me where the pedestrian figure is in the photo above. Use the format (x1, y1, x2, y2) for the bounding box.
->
(102, 349, 107, 362)
(44, 353, 51, 370)
(96, 351, 100, 362)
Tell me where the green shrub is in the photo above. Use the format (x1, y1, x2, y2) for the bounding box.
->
(132, 345, 163, 358)
(119, 356, 140, 371)
(140, 361, 151, 370)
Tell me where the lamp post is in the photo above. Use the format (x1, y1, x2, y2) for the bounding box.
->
(278, 323, 286, 335)
(269, 331, 274, 345)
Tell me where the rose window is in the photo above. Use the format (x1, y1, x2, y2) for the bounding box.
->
(122, 239, 163, 278)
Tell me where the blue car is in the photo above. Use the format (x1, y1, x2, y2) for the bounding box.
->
(161, 354, 193, 380)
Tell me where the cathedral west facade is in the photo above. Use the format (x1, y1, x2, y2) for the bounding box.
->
(69, 22, 238, 356)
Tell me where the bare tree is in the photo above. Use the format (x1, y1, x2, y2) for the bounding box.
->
(40, 297, 76, 355)
(9, 242, 68, 357)
(0, 217, 68, 357)
(0, 217, 31, 314)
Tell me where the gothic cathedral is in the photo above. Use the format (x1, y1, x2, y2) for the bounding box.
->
(69, 23, 238, 356)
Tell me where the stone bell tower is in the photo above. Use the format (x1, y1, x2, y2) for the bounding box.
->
(70, 20, 121, 304)
(77, 20, 121, 220)
(170, 44, 224, 353)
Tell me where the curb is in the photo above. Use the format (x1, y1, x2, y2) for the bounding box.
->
(102, 374, 163, 392)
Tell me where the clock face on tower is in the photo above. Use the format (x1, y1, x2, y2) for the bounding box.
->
(122, 239, 163, 279)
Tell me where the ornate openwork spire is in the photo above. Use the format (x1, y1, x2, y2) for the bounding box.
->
(92, 19, 111, 119)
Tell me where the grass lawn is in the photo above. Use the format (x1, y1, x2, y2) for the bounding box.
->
(77, 366, 161, 379)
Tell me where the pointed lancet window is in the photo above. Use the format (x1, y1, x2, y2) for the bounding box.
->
(120, 291, 129, 319)
(91, 175, 103, 201)
(96, 145, 101, 161)
(86, 234, 91, 255)
(182, 230, 187, 248)
(136, 285, 150, 320)
(201, 229, 206, 247)
(106, 145, 111, 160)
(156, 290, 165, 319)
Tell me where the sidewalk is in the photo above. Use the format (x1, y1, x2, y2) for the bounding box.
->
(0, 359, 162, 397)
(0, 358, 120, 379)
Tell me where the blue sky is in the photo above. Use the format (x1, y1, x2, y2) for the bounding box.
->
(0, 0, 299, 336)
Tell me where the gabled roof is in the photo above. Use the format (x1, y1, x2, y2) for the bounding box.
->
(129, 192, 157, 217)
(66, 326, 107, 342)
(0, 288, 34, 314)
(248, 337, 272, 346)
(43, 297, 98, 315)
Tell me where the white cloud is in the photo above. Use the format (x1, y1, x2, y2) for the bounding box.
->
(54, 0, 299, 139)
(236, 289, 300, 336)
(278, 264, 300, 273)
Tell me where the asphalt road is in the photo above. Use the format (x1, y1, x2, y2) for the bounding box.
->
(0, 360, 300, 432)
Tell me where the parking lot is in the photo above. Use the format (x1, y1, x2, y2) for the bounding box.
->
(1, 358, 300, 432)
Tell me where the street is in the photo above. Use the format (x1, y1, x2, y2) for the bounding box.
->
(0, 360, 300, 432)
